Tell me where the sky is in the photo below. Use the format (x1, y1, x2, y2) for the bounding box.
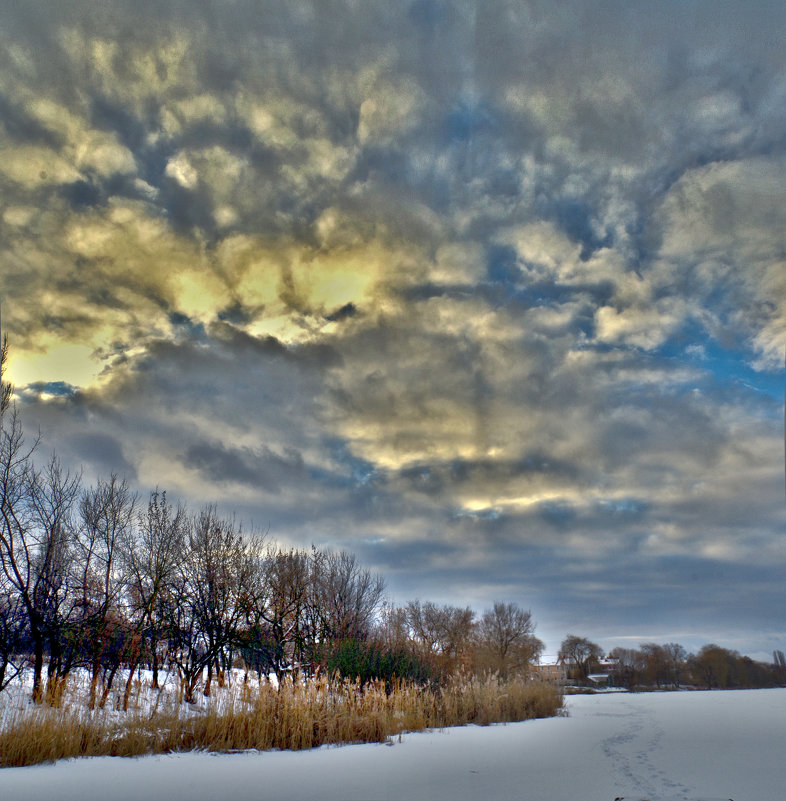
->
(0, 0, 784, 662)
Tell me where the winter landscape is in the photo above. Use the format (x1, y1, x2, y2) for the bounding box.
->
(2, 0, 786, 798)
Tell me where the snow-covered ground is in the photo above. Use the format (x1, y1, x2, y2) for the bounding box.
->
(3, 688, 785, 801)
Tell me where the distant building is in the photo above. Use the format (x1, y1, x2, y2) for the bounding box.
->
(534, 663, 568, 682)
(586, 673, 614, 688)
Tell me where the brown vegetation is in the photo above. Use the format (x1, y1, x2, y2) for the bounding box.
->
(0, 673, 563, 768)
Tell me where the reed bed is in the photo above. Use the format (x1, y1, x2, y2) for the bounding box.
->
(0, 673, 563, 768)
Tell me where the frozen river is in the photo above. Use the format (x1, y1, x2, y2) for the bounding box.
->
(3, 688, 785, 801)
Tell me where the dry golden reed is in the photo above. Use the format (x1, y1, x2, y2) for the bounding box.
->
(0, 674, 563, 768)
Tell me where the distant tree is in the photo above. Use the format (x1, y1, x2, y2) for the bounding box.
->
(405, 600, 444, 656)
(663, 642, 687, 688)
(405, 600, 475, 673)
(640, 643, 672, 688)
(607, 646, 644, 689)
(690, 644, 736, 689)
(687, 644, 782, 690)
(735, 655, 775, 688)
(374, 602, 410, 651)
(558, 635, 604, 682)
(774, 649, 786, 684)
(475, 602, 543, 677)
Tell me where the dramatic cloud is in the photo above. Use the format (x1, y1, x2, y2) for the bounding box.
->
(1, 0, 784, 659)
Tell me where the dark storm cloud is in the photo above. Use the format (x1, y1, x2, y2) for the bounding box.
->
(0, 92, 63, 148)
(184, 440, 305, 492)
(397, 452, 584, 499)
(67, 431, 136, 480)
(2, 0, 784, 659)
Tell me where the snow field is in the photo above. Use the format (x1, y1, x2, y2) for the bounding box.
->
(2, 688, 784, 801)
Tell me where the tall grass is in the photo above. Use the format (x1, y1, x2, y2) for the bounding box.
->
(0, 673, 563, 768)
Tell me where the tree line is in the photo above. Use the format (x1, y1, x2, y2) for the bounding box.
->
(557, 634, 786, 690)
(0, 335, 543, 705)
(0, 434, 543, 706)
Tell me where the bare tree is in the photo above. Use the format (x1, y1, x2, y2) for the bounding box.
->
(312, 549, 385, 643)
(558, 635, 604, 682)
(405, 600, 475, 672)
(76, 475, 137, 708)
(476, 602, 543, 677)
(0, 332, 27, 692)
(374, 602, 410, 651)
(0, 568, 25, 690)
(0, 418, 84, 703)
(256, 547, 312, 679)
(167, 506, 261, 702)
(0, 330, 11, 420)
(405, 600, 444, 656)
(0, 410, 38, 695)
(438, 605, 475, 665)
(26, 454, 83, 701)
(119, 490, 186, 710)
(607, 646, 642, 689)
(663, 642, 687, 688)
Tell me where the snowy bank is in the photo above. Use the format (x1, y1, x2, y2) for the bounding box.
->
(2, 688, 785, 801)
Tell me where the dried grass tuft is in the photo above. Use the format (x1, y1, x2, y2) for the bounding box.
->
(0, 673, 563, 768)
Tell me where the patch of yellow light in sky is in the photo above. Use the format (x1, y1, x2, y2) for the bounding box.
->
(215, 205, 238, 228)
(346, 439, 482, 472)
(7, 341, 99, 389)
(172, 94, 227, 127)
(238, 269, 282, 309)
(247, 315, 307, 343)
(461, 492, 569, 513)
(25, 98, 135, 178)
(171, 269, 231, 321)
(2, 206, 37, 227)
(164, 152, 199, 188)
(290, 250, 379, 311)
(217, 236, 397, 343)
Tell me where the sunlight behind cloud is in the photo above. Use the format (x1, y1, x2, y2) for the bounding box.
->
(8, 341, 98, 389)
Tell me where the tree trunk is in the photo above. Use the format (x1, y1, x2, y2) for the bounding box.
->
(122, 659, 139, 712)
(183, 668, 202, 704)
(88, 651, 101, 710)
(98, 662, 119, 709)
(203, 661, 212, 697)
(32, 634, 44, 703)
(151, 640, 160, 690)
